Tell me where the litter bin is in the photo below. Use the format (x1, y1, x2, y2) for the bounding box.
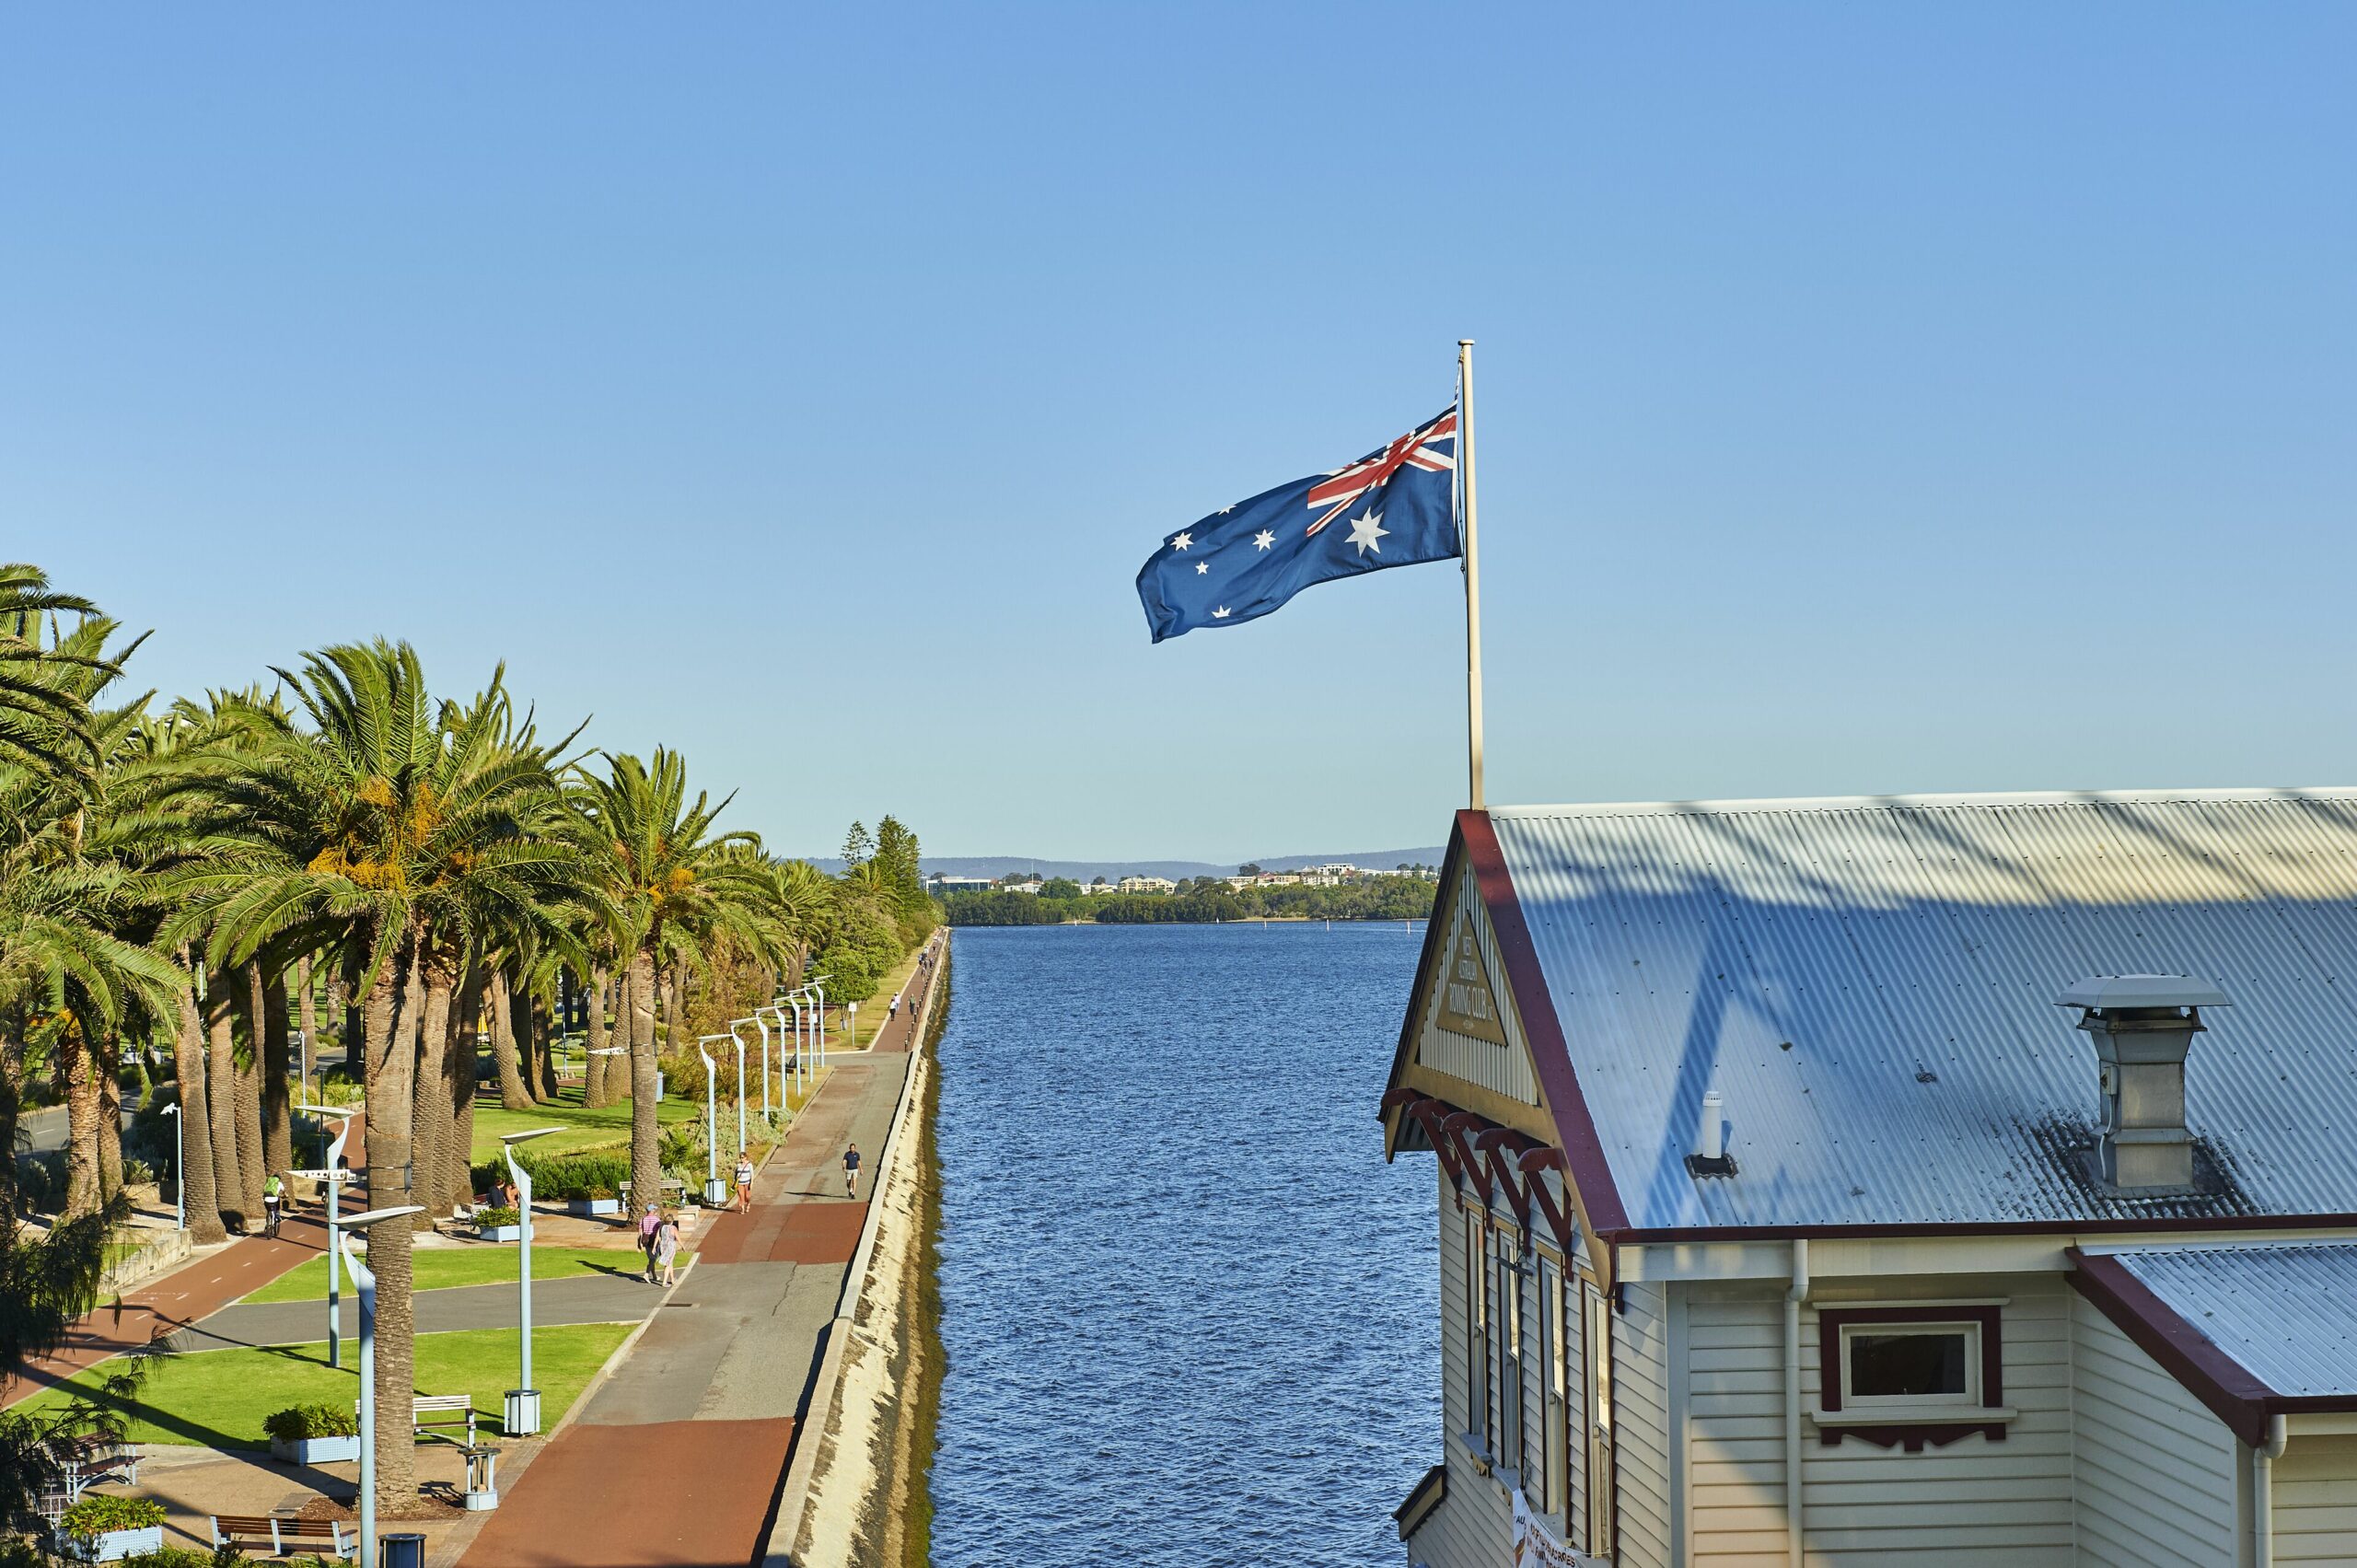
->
(381, 1532, 426, 1568)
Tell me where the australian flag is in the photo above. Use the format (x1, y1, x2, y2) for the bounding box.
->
(1136, 406, 1460, 642)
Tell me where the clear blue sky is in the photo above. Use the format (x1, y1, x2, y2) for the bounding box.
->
(8, 6, 2353, 863)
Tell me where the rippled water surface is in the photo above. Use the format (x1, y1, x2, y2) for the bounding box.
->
(931, 923, 1435, 1567)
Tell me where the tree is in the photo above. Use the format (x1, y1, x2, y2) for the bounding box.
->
(840, 820, 873, 873)
(1238, 863, 1261, 877)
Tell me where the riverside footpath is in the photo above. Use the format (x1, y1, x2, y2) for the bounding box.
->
(458, 933, 947, 1568)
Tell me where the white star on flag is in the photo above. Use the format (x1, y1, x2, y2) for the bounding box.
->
(1171, 532, 1192, 551)
(1345, 510, 1388, 556)
(1213, 607, 1232, 619)
(1195, 562, 1209, 575)
(1253, 529, 1274, 551)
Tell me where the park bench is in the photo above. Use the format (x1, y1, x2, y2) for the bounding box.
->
(210, 1515, 354, 1558)
(31, 1434, 139, 1522)
(352, 1393, 477, 1445)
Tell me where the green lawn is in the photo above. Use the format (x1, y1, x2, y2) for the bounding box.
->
(242, 1246, 665, 1305)
(470, 1084, 698, 1162)
(18, 1323, 634, 1449)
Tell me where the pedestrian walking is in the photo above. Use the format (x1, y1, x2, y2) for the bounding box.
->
(735, 1154, 755, 1213)
(842, 1143, 861, 1199)
(655, 1213, 680, 1287)
(637, 1202, 661, 1283)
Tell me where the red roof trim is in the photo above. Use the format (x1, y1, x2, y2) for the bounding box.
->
(1457, 808, 1631, 1234)
(2066, 1249, 2279, 1447)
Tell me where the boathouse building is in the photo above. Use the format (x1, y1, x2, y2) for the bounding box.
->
(1381, 790, 2357, 1567)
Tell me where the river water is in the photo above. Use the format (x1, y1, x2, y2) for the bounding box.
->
(931, 922, 1436, 1567)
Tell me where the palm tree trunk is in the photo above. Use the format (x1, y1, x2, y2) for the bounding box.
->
(489, 970, 531, 1110)
(171, 972, 229, 1245)
(414, 965, 454, 1218)
(259, 963, 294, 1184)
(204, 972, 248, 1231)
(233, 1052, 266, 1225)
(581, 965, 611, 1109)
(98, 1045, 123, 1200)
(362, 930, 421, 1514)
(62, 1028, 101, 1218)
(530, 993, 559, 1100)
(508, 982, 542, 1104)
(603, 967, 632, 1104)
(628, 947, 661, 1224)
(447, 973, 478, 1210)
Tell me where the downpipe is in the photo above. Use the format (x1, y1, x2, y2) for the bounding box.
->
(1785, 1238, 1808, 1568)
(2255, 1413, 2287, 1568)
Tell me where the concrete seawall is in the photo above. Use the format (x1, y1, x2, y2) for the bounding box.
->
(766, 935, 949, 1568)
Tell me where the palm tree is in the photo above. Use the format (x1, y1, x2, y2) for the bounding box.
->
(563, 751, 796, 1225)
(160, 643, 586, 1514)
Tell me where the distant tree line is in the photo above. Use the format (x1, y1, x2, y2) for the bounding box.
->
(937, 876, 1434, 927)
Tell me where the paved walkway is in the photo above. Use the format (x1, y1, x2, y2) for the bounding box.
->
(0, 1208, 339, 1407)
(166, 1271, 666, 1354)
(459, 936, 944, 1568)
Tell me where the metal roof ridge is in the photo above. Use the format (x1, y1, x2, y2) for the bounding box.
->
(1482, 784, 2357, 819)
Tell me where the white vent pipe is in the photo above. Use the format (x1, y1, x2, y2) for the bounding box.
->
(1699, 1089, 1724, 1162)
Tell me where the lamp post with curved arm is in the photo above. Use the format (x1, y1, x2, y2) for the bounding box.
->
(331, 1203, 426, 1568)
(696, 1039, 727, 1205)
(160, 1103, 182, 1233)
(808, 975, 830, 1069)
(500, 1127, 562, 1436)
(742, 1013, 771, 1121)
(727, 1018, 756, 1145)
(299, 1106, 358, 1368)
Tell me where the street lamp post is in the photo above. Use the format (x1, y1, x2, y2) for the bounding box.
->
(696, 1040, 727, 1206)
(160, 1103, 182, 1232)
(845, 1000, 858, 1052)
(726, 1019, 755, 1147)
(737, 1015, 769, 1122)
(299, 1106, 358, 1368)
(331, 1204, 426, 1568)
(500, 1127, 561, 1436)
(809, 976, 830, 1069)
(785, 993, 807, 1098)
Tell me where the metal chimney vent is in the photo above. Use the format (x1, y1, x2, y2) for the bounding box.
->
(2056, 974, 2231, 1191)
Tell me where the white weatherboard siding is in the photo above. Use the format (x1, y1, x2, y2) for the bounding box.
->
(1685, 1277, 2073, 1567)
(1616, 1282, 1677, 1568)
(1416, 1169, 1509, 1568)
(2069, 1293, 2239, 1568)
(2275, 1435, 2357, 1564)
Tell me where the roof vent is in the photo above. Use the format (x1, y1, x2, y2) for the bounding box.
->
(2056, 974, 2230, 1191)
(1687, 1087, 1736, 1178)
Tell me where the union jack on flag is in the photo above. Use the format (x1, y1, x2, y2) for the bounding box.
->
(1135, 404, 1463, 643)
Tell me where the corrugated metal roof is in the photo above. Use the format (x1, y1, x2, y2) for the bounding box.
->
(1485, 788, 2357, 1230)
(2110, 1243, 2357, 1398)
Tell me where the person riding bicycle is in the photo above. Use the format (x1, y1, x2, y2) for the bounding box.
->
(261, 1172, 284, 1237)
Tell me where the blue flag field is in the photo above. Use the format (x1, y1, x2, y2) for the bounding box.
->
(1136, 406, 1461, 642)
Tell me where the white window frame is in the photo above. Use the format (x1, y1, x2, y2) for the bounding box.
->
(1837, 1319, 1982, 1409)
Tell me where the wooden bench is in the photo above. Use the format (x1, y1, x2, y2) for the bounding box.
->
(210, 1516, 354, 1558)
(353, 1393, 477, 1445)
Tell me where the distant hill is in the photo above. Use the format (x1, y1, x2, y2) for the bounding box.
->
(804, 847, 1448, 883)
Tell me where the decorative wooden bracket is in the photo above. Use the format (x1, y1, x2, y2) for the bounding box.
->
(1516, 1145, 1578, 1256)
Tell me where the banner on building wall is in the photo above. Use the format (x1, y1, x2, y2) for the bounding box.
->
(1511, 1488, 1584, 1568)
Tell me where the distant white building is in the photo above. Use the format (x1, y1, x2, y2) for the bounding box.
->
(924, 875, 994, 895)
(1003, 879, 1044, 895)
(1118, 875, 1178, 895)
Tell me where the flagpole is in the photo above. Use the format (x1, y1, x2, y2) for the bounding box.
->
(1458, 338, 1485, 810)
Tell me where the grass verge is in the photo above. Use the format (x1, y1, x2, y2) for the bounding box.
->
(241, 1246, 667, 1305)
(470, 1085, 698, 1162)
(17, 1322, 634, 1448)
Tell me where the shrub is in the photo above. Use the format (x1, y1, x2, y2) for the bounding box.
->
(476, 1149, 628, 1202)
(262, 1402, 360, 1442)
(317, 1067, 365, 1106)
(122, 1156, 156, 1187)
(12, 1150, 64, 1214)
(60, 1495, 166, 1539)
(475, 1206, 521, 1228)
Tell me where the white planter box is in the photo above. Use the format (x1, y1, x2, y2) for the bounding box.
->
(68, 1525, 163, 1562)
(272, 1434, 362, 1464)
(566, 1198, 620, 1216)
(476, 1225, 522, 1242)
